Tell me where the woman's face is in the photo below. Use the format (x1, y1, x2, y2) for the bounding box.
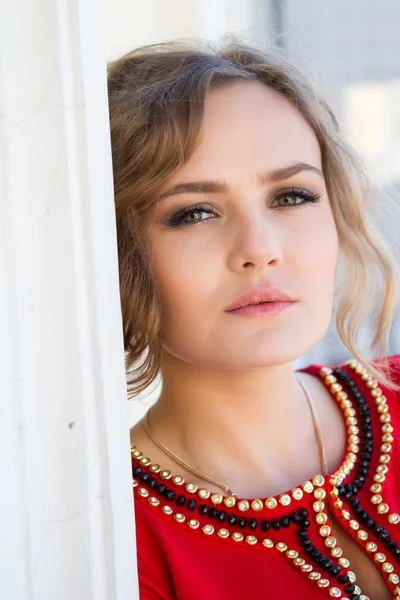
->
(145, 80, 339, 369)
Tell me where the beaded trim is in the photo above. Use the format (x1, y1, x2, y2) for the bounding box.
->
(131, 359, 400, 599)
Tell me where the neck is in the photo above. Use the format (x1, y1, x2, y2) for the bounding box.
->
(148, 349, 325, 498)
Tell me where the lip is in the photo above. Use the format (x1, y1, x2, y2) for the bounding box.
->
(225, 286, 296, 312)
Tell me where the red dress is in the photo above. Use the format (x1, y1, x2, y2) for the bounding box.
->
(131, 356, 400, 599)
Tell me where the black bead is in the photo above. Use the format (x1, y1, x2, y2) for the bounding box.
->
(315, 556, 326, 567)
(238, 517, 247, 528)
(290, 512, 301, 524)
(385, 540, 396, 551)
(281, 517, 291, 528)
(133, 466, 142, 477)
(349, 595, 361, 600)
(337, 574, 349, 584)
(248, 518, 258, 530)
(261, 520, 270, 532)
(349, 498, 360, 509)
(301, 519, 310, 528)
(271, 519, 281, 531)
(209, 508, 218, 519)
(393, 548, 400, 558)
(299, 508, 309, 519)
(322, 559, 333, 571)
(165, 489, 175, 501)
(365, 517, 375, 529)
(344, 583, 355, 594)
(304, 545, 316, 556)
(329, 565, 341, 577)
(374, 524, 383, 535)
(198, 504, 208, 515)
(297, 529, 308, 538)
(156, 483, 167, 495)
(227, 514, 237, 526)
(186, 499, 196, 510)
(300, 538, 312, 546)
(148, 477, 157, 489)
(217, 511, 226, 523)
(140, 473, 150, 483)
(176, 495, 186, 506)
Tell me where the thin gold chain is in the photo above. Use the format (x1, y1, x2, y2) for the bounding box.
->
(142, 375, 329, 496)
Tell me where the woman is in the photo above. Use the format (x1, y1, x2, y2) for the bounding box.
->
(107, 39, 400, 600)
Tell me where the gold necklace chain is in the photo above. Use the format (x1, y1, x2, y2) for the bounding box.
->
(142, 375, 329, 497)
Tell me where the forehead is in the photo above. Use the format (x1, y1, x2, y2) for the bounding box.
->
(173, 80, 321, 182)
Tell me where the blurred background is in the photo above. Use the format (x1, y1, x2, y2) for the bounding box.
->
(103, 0, 400, 425)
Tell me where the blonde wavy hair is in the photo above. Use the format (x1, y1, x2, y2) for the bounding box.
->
(107, 38, 400, 398)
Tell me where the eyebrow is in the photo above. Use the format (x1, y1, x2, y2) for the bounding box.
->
(155, 162, 324, 202)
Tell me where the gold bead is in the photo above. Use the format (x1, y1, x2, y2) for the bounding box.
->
(131, 449, 142, 459)
(210, 493, 223, 505)
(224, 496, 236, 508)
(382, 562, 394, 573)
(338, 557, 350, 567)
(301, 564, 313, 573)
(377, 503, 389, 514)
(245, 535, 257, 545)
(331, 547, 343, 558)
(317, 578, 330, 587)
(217, 528, 229, 538)
(316, 513, 328, 525)
(250, 499, 263, 511)
(377, 464, 389, 474)
(313, 474, 325, 487)
(265, 497, 278, 509)
(174, 513, 185, 523)
(231, 532, 243, 542)
(347, 571, 356, 583)
(370, 483, 382, 493)
(159, 469, 171, 479)
(150, 464, 161, 473)
(202, 524, 214, 535)
(366, 542, 377, 552)
(319, 525, 331, 537)
(313, 501, 325, 513)
(389, 574, 400, 584)
(132, 479, 138, 487)
(371, 494, 382, 505)
(276, 542, 288, 552)
(325, 537, 337, 548)
(349, 520, 360, 531)
(161, 505, 173, 515)
(198, 488, 210, 499)
(325, 374, 337, 384)
(140, 457, 151, 466)
(138, 487, 149, 497)
(188, 519, 199, 529)
(292, 488, 303, 500)
(308, 572, 321, 580)
(388, 513, 400, 524)
(262, 538, 274, 548)
(238, 499, 250, 512)
(171, 475, 184, 484)
(381, 443, 392, 453)
(329, 588, 342, 597)
(357, 530, 368, 541)
(293, 557, 305, 566)
(302, 481, 314, 493)
(340, 510, 351, 521)
(374, 552, 386, 563)
(148, 497, 160, 506)
(286, 550, 298, 559)
(320, 367, 333, 375)
(279, 494, 292, 506)
(186, 482, 198, 493)
(314, 489, 326, 500)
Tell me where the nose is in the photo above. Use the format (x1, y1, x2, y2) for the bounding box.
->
(227, 211, 283, 272)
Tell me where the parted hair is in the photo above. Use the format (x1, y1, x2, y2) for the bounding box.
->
(107, 38, 400, 397)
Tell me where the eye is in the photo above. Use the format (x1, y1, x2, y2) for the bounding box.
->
(164, 205, 216, 227)
(272, 188, 322, 209)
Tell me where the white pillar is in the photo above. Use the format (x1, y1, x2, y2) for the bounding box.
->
(0, 1, 138, 599)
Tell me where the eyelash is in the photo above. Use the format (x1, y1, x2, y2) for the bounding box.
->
(164, 188, 323, 228)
